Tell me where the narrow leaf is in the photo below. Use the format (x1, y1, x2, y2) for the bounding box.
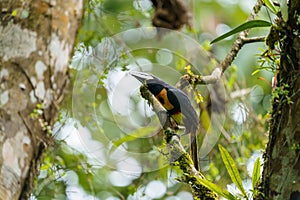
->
(196, 178, 236, 200)
(262, 0, 277, 13)
(218, 144, 247, 197)
(211, 20, 272, 44)
(252, 157, 261, 189)
(251, 69, 261, 76)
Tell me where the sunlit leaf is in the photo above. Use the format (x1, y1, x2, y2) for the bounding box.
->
(196, 178, 236, 200)
(211, 20, 272, 44)
(251, 69, 261, 76)
(262, 0, 277, 13)
(218, 144, 247, 197)
(252, 157, 261, 189)
(40, 164, 50, 170)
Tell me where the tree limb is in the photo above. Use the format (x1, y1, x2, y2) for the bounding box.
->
(185, 0, 265, 85)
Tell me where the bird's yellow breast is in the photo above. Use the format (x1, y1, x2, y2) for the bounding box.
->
(155, 88, 174, 111)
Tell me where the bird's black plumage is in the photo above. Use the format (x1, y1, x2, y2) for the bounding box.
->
(130, 71, 198, 132)
(130, 71, 200, 170)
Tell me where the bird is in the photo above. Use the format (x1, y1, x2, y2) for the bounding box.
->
(130, 71, 200, 170)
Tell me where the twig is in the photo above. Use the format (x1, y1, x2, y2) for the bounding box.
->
(219, 0, 264, 72)
(243, 36, 266, 44)
(187, 0, 265, 85)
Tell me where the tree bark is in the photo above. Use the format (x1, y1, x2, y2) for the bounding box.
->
(0, 0, 83, 199)
(259, 0, 300, 199)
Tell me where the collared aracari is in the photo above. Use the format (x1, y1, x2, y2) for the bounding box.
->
(130, 71, 199, 170)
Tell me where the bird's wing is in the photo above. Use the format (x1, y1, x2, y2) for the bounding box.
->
(169, 88, 199, 134)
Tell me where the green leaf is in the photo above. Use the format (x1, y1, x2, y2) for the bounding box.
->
(196, 178, 236, 200)
(40, 164, 50, 170)
(251, 69, 261, 76)
(218, 144, 247, 197)
(252, 157, 261, 189)
(211, 20, 272, 44)
(262, 0, 277, 13)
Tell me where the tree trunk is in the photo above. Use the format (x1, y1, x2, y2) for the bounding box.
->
(259, 0, 300, 199)
(0, 0, 83, 199)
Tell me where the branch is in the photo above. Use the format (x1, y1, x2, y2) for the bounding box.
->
(219, 0, 264, 71)
(242, 36, 266, 44)
(187, 0, 265, 85)
(167, 132, 217, 199)
(140, 85, 217, 199)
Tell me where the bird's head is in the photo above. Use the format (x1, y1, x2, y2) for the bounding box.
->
(129, 71, 166, 96)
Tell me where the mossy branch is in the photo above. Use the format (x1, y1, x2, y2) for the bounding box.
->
(140, 85, 217, 200)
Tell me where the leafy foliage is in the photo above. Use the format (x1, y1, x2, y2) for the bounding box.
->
(251, 157, 261, 197)
(219, 144, 247, 197)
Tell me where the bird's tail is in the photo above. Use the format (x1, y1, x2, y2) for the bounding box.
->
(190, 131, 199, 170)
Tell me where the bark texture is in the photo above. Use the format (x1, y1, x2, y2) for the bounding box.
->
(259, 0, 300, 199)
(0, 0, 83, 199)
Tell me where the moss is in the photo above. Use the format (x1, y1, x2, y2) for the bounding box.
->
(166, 132, 217, 199)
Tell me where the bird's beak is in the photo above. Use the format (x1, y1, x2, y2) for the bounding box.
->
(129, 71, 154, 83)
